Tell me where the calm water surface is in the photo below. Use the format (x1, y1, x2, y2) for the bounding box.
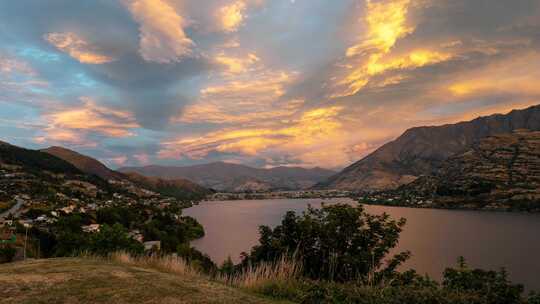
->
(184, 198, 540, 290)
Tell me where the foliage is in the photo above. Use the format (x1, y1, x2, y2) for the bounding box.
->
(142, 213, 204, 252)
(0, 246, 17, 263)
(240, 204, 409, 282)
(87, 224, 143, 256)
(177, 243, 216, 273)
(442, 256, 523, 304)
(248, 259, 529, 304)
(96, 206, 143, 229)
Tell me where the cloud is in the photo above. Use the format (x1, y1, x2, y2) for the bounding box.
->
(179, 50, 298, 125)
(123, 0, 194, 63)
(218, 0, 247, 32)
(331, 0, 456, 97)
(162, 106, 351, 167)
(44, 32, 114, 64)
(214, 52, 260, 74)
(36, 97, 139, 146)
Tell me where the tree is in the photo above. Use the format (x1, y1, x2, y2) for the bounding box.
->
(88, 224, 143, 256)
(240, 203, 409, 282)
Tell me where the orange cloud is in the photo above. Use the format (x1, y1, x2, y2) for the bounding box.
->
(179, 50, 298, 124)
(36, 97, 139, 146)
(331, 0, 454, 97)
(123, 0, 194, 63)
(214, 52, 260, 74)
(161, 106, 349, 167)
(219, 0, 247, 32)
(44, 32, 113, 64)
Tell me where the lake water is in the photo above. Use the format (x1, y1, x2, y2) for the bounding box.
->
(184, 198, 540, 290)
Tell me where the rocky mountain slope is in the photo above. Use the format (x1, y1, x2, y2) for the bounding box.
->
(319, 105, 540, 191)
(392, 130, 540, 210)
(119, 162, 335, 191)
(41, 146, 209, 200)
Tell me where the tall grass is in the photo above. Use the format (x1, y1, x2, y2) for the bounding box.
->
(109, 252, 200, 276)
(105, 251, 301, 291)
(220, 256, 302, 289)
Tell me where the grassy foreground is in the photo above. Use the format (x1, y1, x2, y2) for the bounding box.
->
(0, 258, 289, 304)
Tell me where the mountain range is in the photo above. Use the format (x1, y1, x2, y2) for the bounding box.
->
(118, 162, 336, 192)
(40, 146, 209, 200)
(318, 104, 540, 191)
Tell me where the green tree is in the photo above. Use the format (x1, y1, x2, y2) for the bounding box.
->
(241, 203, 409, 282)
(88, 223, 143, 256)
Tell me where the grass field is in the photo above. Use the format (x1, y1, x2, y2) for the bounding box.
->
(0, 258, 291, 304)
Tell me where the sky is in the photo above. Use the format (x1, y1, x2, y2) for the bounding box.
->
(1, 0, 540, 170)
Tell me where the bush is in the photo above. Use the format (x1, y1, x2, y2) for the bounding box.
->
(240, 204, 409, 282)
(0, 246, 17, 263)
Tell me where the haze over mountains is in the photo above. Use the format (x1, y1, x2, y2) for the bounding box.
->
(119, 162, 336, 192)
(318, 104, 540, 191)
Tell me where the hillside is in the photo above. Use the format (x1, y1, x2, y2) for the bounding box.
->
(0, 258, 285, 304)
(319, 104, 540, 191)
(41, 146, 209, 201)
(123, 172, 210, 201)
(119, 162, 335, 191)
(390, 129, 540, 210)
(41, 146, 124, 180)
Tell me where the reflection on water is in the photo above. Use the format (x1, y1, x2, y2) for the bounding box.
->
(184, 198, 540, 290)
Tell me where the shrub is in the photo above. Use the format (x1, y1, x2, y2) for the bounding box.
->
(240, 204, 409, 282)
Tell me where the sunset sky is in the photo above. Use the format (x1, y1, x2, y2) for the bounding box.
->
(1, 0, 539, 169)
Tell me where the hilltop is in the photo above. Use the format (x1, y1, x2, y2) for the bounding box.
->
(41, 146, 124, 181)
(119, 162, 335, 192)
(319, 104, 540, 191)
(41, 146, 209, 201)
(0, 258, 286, 304)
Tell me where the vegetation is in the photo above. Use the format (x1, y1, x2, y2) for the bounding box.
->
(0, 257, 285, 304)
(240, 204, 409, 282)
(227, 204, 538, 304)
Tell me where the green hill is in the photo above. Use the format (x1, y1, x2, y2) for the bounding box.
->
(0, 258, 288, 304)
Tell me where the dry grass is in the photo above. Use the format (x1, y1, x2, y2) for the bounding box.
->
(110, 252, 200, 276)
(0, 257, 290, 304)
(219, 256, 302, 290)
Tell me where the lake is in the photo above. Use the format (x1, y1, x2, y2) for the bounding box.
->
(184, 198, 540, 290)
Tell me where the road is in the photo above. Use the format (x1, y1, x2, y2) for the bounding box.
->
(0, 197, 25, 219)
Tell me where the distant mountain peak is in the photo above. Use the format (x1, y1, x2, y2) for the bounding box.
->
(118, 162, 336, 192)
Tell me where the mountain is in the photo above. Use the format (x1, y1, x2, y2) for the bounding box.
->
(318, 104, 540, 191)
(41, 146, 209, 200)
(1, 142, 84, 177)
(122, 172, 210, 201)
(118, 162, 336, 191)
(41, 146, 124, 180)
(394, 129, 540, 210)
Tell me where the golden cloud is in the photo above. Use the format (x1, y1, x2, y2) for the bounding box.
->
(219, 0, 247, 32)
(44, 32, 113, 64)
(123, 0, 194, 63)
(37, 97, 139, 146)
(179, 50, 298, 124)
(161, 106, 349, 167)
(332, 0, 454, 97)
(214, 52, 260, 74)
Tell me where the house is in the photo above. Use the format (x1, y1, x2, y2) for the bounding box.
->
(143, 241, 161, 251)
(60, 205, 76, 214)
(82, 224, 101, 233)
(128, 230, 144, 243)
